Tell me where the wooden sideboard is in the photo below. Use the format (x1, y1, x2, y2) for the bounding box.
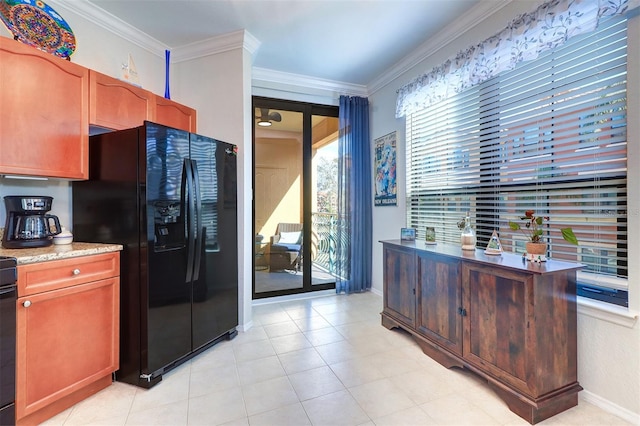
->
(381, 240, 583, 424)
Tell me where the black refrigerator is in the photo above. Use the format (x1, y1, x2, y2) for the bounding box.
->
(73, 121, 238, 388)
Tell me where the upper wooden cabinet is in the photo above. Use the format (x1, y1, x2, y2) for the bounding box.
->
(89, 70, 155, 130)
(1, 37, 197, 179)
(89, 70, 197, 132)
(0, 37, 89, 179)
(154, 95, 197, 132)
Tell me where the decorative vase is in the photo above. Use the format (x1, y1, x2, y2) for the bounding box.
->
(460, 214, 476, 250)
(164, 49, 171, 99)
(525, 242, 547, 262)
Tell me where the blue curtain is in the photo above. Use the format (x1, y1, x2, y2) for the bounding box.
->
(335, 95, 372, 294)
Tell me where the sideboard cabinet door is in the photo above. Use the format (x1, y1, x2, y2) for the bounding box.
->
(416, 253, 462, 355)
(382, 245, 416, 327)
(462, 264, 531, 394)
(462, 262, 579, 400)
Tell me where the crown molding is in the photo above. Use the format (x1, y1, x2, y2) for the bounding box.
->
(367, 0, 513, 95)
(49, 0, 168, 56)
(252, 67, 368, 98)
(171, 30, 261, 63)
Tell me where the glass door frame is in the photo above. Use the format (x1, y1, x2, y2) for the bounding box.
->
(252, 96, 338, 299)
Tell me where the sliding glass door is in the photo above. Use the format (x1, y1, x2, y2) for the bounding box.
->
(253, 97, 338, 299)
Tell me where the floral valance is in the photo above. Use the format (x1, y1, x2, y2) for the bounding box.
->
(396, 0, 633, 118)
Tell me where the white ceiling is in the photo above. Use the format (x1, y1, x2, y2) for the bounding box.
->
(80, 0, 500, 88)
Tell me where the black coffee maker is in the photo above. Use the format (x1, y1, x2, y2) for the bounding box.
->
(2, 196, 62, 248)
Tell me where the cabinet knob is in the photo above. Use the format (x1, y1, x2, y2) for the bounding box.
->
(72, 269, 81, 275)
(23, 300, 31, 308)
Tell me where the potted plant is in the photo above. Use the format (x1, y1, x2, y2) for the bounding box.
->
(508, 210, 578, 257)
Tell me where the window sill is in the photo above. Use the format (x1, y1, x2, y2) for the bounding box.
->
(577, 296, 639, 328)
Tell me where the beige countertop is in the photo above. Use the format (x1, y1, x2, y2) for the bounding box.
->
(0, 241, 123, 265)
(0, 227, 122, 264)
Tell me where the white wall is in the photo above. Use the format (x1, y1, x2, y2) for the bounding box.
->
(367, 1, 640, 422)
(174, 45, 255, 329)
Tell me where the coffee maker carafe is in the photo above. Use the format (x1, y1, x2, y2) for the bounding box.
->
(2, 196, 62, 248)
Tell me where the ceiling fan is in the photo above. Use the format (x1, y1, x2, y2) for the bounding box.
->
(256, 108, 282, 127)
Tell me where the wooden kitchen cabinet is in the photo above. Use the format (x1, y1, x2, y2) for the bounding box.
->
(381, 240, 582, 424)
(89, 70, 155, 130)
(155, 95, 197, 132)
(15, 252, 120, 425)
(89, 70, 197, 132)
(0, 37, 89, 179)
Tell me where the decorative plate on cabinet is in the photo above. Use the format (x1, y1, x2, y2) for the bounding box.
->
(0, 0, 76, 59)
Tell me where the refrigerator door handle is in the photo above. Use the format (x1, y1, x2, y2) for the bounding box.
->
(191, 160, 203, 281)
(184, 158, 196, 283)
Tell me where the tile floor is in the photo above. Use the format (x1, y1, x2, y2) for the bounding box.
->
(44, 292, 631, 426)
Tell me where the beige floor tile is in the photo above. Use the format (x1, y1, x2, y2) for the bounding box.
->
(303, 326, 346, 346)
(218, 418, 249, 426)
(38, 293, 631, 426)
(278, 347, 327, 375)
(419, 393, 501, 425)
(129, 366, 191, 413)
(241, 376, 300, 416)
(314, 340, 360, 365)
(311, 301, 344, 316)
(348, 332, 397, 357)
(362, 348, 425, 378)
(189, 363, 240, 398)
(294, 314, 333, 332)
(280, 304, 319, 320)
(334, 320, 388, 340)
(371, 405, 438, 425)
(190, 342, 237, 371)
(232, 339, 276, 363)
(52, 382, 135, 425)
(247, 402, 312, 425)
(263, 320, 301, 338)
(389, 369, 456, 405)
(187, 386, 246, 425)
(302, 389, 370, 426)
(269, 332, 313, 354)
(236, 355, 286, 386)
(125, 399, 188, 425)
(330, 357, 386, 388)
(230, 325, 268, 346)
(320, 310, 366, 326)
(348, 378, 416, 419)
(536, 400, 633, 426)
(288, 365, 345, 401)
(253, 310, 291, 326)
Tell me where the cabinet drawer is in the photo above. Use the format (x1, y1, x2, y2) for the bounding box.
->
(18, 252, 120, 297)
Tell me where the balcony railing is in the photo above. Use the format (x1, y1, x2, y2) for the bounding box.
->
(311, 212, 341, 275)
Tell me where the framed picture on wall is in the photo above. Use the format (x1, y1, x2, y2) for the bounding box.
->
(374, 131, 397, 206)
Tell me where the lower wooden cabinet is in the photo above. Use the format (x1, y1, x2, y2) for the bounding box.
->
(381, 240, 582, 424)
(15, 252, 120, 425)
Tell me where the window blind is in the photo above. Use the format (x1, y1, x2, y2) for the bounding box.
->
(406, 16, 628, 284)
